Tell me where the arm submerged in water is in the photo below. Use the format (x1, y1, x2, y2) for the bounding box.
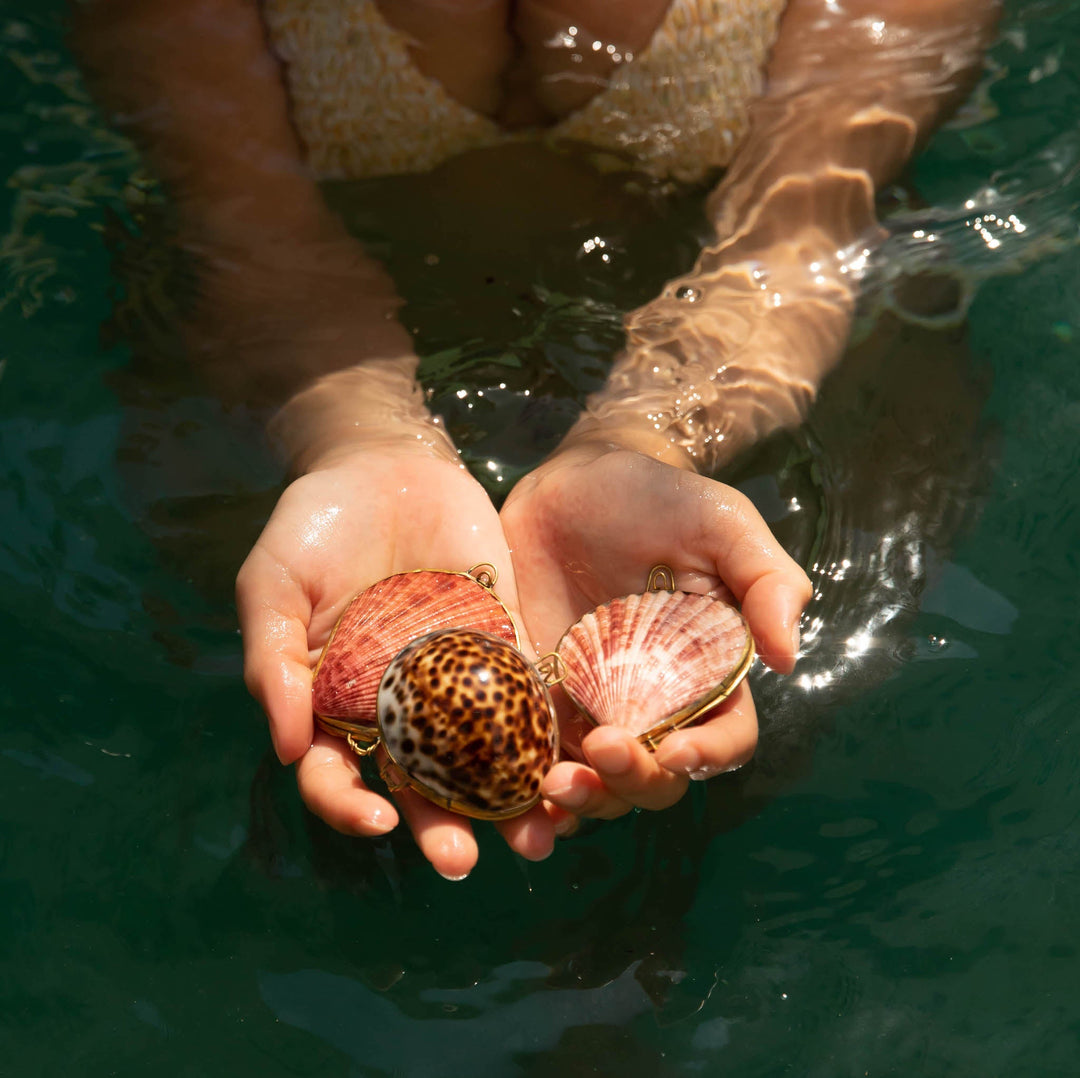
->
(559, 0, 1002, 472)
(503, 0, 1000, 820)
(71, 0, 566, 877)
(70, 0, 440, 447)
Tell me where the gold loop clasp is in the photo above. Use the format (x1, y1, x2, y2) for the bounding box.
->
(346, 732, 381, 758)
(468, 562, 499, 590)
(535, 651, 567, 687)
(647, 564, 677, 593)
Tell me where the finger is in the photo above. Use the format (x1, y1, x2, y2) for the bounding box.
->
(579, 727, 689, 811)
(495, 801, 557, 861)
(682, 479, 812, 673)
(540, 760, 635, 820)
(740, 571, 811, 674)
(392, 785, 480, 881)
(237, 544, 316, 764)
(543, 799, 581, 838)
(652, 681, 758, 778)
(295, 733, 399, 835)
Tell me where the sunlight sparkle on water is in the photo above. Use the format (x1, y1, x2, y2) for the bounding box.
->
(845, 630, 873, 659)
(801, 614, 826, 645)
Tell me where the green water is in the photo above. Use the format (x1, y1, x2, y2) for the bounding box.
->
(2, 3, 1079, 1075)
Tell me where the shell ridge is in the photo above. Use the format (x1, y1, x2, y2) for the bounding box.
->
(558, 589, 753, 738)
(605, 593, 651, 723)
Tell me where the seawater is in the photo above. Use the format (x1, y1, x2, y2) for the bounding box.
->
(1, 2, 1079, 1075)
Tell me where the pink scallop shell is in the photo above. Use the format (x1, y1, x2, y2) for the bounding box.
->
(312, 570, 518, 734)
(557, 590, 754, 742)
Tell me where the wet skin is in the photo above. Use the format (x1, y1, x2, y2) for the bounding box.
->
(238, 440, 809, 878)
(502, 445, 809, 824)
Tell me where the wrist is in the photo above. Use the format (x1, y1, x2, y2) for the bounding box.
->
(584, 248, 856, 474)
(268, 359, 460, 475)
(557, 415, 697, 472)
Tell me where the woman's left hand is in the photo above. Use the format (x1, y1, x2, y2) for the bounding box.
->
(501, 444, 811, 821)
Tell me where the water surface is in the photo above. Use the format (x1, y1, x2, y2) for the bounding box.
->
(2, 2, 1079, 1074)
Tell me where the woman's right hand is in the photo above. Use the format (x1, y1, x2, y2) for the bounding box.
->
(236, 442, 565, 879)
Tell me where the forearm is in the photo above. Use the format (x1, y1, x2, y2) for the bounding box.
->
(73, 0, 433, 442)
(708, 0, 1002, 250)
(71, 0, 330, 241)
(566, 0, 999, 472)
(564, 261, 853, 472)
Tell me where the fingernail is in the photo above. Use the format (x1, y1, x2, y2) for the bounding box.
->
(777, 587, 805, 655)
(543, 783, 589, 810)
(365, 808, 395, 834)
(436, 869, 470, 882)
(588, 733, 634, 776)
(273, 731, 303, 767)
(553, 814, 579, 838)
(656, 743, 701, 775)
(688, 761, 744, 782)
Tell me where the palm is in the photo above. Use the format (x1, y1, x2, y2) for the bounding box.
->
(503, 449, 775, 655)
(278, 452, 519, 662)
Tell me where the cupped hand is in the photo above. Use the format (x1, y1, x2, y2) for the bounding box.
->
(237, 446, 566, 878)
(500, 445, 812, 821)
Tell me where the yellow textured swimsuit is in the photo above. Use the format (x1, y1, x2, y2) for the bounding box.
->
(263, 0, 786, 182)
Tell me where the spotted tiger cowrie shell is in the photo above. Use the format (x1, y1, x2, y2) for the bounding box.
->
(377, 629, 559, 820)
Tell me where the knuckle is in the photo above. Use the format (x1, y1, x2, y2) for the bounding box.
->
(241, 653, 266, 698)
(235, 553, 259, 604)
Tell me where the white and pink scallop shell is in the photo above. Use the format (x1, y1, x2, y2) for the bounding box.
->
(557, 590, 754, 741)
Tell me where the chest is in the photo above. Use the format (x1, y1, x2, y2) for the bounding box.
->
(372, 0, 677, 125)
